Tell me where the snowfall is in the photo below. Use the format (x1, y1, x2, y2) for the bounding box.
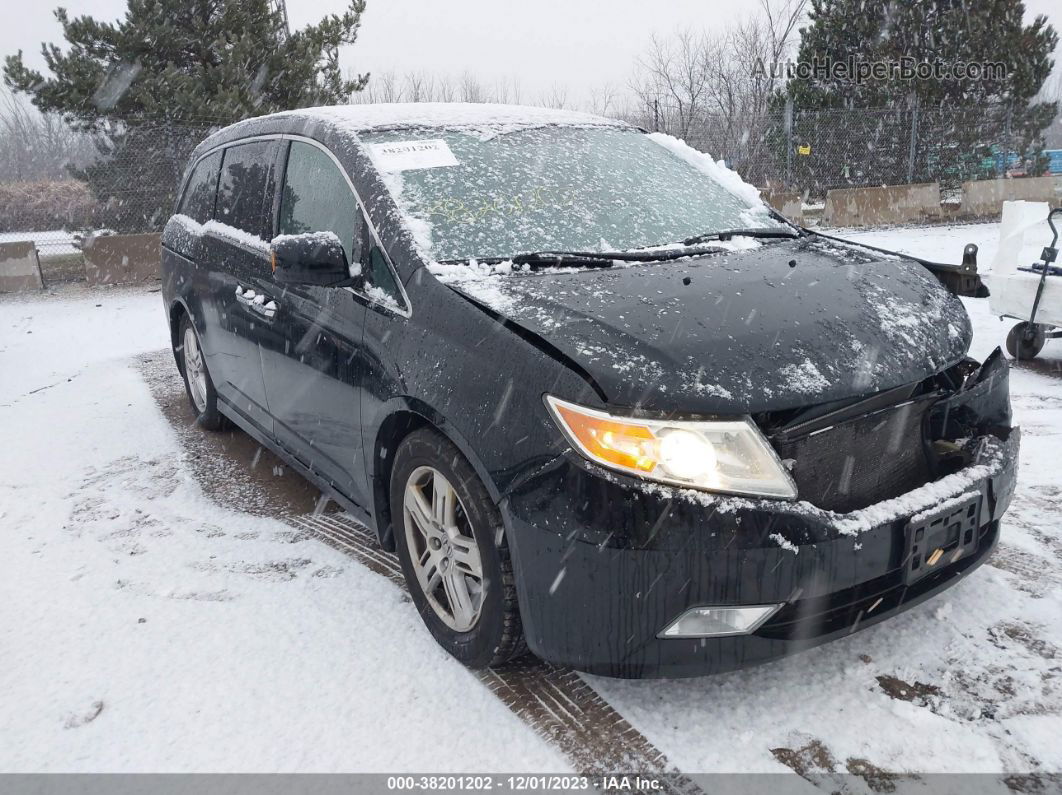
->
(1, 221, 1061, 778)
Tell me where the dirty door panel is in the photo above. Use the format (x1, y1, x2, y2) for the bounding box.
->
(207, 139, 281, 435)
(258, 139, 369, 507)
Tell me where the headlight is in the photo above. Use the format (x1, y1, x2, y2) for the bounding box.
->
(545, 395, 797, 499)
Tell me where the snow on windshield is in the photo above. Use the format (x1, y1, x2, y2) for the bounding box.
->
(361, 125, 779, 263)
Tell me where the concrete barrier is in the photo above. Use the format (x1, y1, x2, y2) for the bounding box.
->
(960, 176, 1062, 218)
(0, 240, 44, 292)
(83, 232, 161, 285)
(822, 182, 941, 227)
(763, 191, 804, 225)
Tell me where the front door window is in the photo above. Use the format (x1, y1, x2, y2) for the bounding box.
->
(279, 141, 360, 265)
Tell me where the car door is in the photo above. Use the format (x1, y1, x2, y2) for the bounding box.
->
(206, 139, 281, 435)
(257, 139, 370, 507)
(165, 150, 221, 354)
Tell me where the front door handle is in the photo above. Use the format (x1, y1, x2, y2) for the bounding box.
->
(235, 285, 278, 318)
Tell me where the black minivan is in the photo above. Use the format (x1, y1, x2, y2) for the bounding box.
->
(161, 103, 1019, 678)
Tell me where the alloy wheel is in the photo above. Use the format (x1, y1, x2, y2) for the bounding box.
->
(402, 465, 485, 632)
(183, 325, 208, 413)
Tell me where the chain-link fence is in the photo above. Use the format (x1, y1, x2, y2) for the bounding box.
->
(624, 100, 1051, 196)
(0, 116, 215, 266)
(0, 103, 1056, 275)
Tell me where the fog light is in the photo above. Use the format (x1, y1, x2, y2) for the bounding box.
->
(658, 604, 783, 638)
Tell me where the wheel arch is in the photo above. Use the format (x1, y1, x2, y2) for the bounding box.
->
(168, 297, 193, 371)
(371, 398, 503, 552)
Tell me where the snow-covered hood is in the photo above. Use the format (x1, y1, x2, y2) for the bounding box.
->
(444, 238, 973, 413)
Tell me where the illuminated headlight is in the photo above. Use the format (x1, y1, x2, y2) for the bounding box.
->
(659, 605, 783, 638)
(544, 396, 797, 499)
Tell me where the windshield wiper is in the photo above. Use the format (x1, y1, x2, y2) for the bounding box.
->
(680, 227, 801, 246)
(440, 251, 664, 268)
(511, 248, 723, 266)
(439, 238, 774, 269)
(509, 251, 620, 267)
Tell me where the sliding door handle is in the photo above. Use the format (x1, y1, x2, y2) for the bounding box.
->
(235, 286, 277, 318)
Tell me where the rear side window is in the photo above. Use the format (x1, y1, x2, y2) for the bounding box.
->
(177, 152, 220, 224)
(215, 141, 277, 239)
(279, 141, 358, 263)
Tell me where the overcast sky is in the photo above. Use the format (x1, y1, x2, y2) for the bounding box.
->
(4, 0, 1061, 108)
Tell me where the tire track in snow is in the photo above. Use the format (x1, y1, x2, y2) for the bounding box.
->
(290, 512, 407, 587)
(292, 513, 701, 792)
(141, 351, 699, 788)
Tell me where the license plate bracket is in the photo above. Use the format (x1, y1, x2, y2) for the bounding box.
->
(904, 492, 982, 586)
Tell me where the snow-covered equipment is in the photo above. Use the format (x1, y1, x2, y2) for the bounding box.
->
(989, 201, 1062, 359)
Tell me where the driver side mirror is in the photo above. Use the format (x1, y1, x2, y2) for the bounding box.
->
(270, 232, 360, 288)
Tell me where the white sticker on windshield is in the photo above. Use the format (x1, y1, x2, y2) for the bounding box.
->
(368, 139, 459, 172)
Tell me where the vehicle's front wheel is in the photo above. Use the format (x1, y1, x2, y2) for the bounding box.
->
(177, 314, 229, 430)
(390, 428, 526, 668)
(1006, 321, 1047, 360)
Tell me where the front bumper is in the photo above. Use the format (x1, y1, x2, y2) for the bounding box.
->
(502, 429, 1019, 678)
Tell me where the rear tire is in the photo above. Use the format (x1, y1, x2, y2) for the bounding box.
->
(1006, 322, 1046, 360)
(177, 314, 229, 431)
(390, 428, 526, 668)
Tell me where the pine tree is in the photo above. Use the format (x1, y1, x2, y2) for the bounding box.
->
(781, 0, 1057, 190)
(3, 0, 369, 231)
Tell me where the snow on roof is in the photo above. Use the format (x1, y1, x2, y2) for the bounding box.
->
(269, 102, 631, 133)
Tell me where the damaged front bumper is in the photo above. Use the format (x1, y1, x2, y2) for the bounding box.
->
(503, 352, 1019, 678)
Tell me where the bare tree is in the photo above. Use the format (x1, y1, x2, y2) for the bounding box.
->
(459, 72, 486, 103)
(588, 82, 619, 117)
(0, 90, 95, 182)
(538, 83, 570, 109)
(492, 76, 524, 105)
(377, 70, 404, 103)
(404, 71, 436, 103)
(436, 75, 457, 102)
(623, 0, 808, 180)
(508, 77, 523, 105)
(759, 0, 809, 78)
(629, 30, 714, 137)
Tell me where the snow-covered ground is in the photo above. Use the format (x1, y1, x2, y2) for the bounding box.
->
(0, 286, 566, 772)
(1, 223, 1060, 775)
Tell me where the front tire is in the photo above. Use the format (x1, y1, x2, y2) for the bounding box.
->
(390, 428, 526, 668)
(177, 314, 229, 431)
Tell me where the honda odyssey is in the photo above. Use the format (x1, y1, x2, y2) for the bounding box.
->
(160, 104, 1018, 678)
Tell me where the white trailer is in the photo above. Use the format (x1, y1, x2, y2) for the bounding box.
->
(989, 200, 1062, 359)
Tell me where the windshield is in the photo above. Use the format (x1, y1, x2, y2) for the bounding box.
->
(361, 126, 780, 262)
